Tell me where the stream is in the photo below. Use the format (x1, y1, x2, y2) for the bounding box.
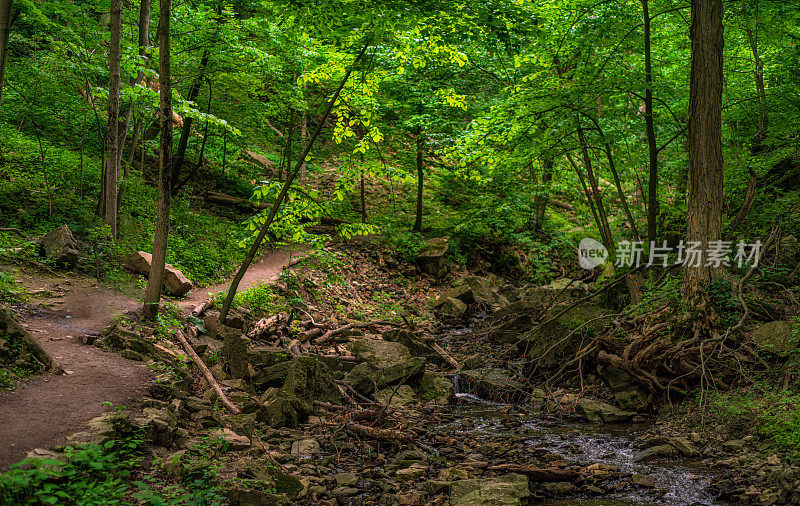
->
(439, 395, 720, 505)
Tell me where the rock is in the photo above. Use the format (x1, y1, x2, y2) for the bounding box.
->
(417, 372, 455, 405)
(291, 439, 320, 457)
(213, 428, 251, 450)
(435, 285, 475, 306)
(251, 358, 339, 427)
(135, 406, 178, 446)
(668, 437, 700, 457)
(335, 472, 359, 486)
(383, 329, 440, 362)
(231, 458, 303, 498)
(222, 332, 250, 380)
(395, 449, 427, 467)
(633, 444, 679, 462)
(345, 339, 426, 391)
(375, 384, 418, 406)
(437, 297, 468, 319)
(542, 482, 576, 494)
(425, 480, 450, 494)
(722, 439, 747, 452)
(396, 463, 427, 482)
(574, 398, 636, 423)
(632, 474, 656, 487)
(541, 277, 590, 294)
(449, 473, 530, 506)
(460, 368, 526, 403)
(751, 321, 796, 357)
(224, 488, 289, 505)
(415, 237, 449, 279)
(331, 487, 359, 499)
(124, 251, 193, 296)
(347, 338, 412, 368)
(164, 450, 187, 480)
(453, 275, 509, 310)
(597, 364, 649, 412)
(39, 225, 79, 268)
(519, 304, 610, 373)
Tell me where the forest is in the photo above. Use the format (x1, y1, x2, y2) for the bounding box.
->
(0, 0, 799, 504)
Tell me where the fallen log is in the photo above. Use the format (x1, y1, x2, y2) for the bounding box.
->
(343, 422, 412, 445)
(205, 191, 271, 210)
(247, 314, 281, 339)
(192, 299, 214, 317)
(430, 341, 460, 371)
(313, 320, 399, 344)
(548, 199, 573, 211)
(175, 328, 241, 414)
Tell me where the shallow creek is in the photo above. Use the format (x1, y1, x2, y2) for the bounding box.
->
(438, 401, 720, 505)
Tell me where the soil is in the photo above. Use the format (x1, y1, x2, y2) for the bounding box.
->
(0, 274, 150, 469)
(0, 247, 301, 469)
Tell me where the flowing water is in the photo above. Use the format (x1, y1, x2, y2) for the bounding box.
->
(441, 395, 719, 505)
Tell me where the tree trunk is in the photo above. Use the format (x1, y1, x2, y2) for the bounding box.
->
(576, 120, 614, 252)
(219, 43, 369, 320)
(642, 0, 659, 246)
(299, 110, 308, 181)
(0, 0, 13, 113)
(104, 0, 122, 240)
(682, 0, 724, 304)
(143, 0, 172, 320)
(412, 128, 424, 232)
(532, 158, 552, 230)
(118, 0, 151, 210)
(171, 48, 209, 193)
(744, 1, 767, 151)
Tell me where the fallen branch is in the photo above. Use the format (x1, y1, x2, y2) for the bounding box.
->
(191, 298, 214, 317)
(313, 320, 398, 344)
(343, 422, 413, 445)
(430, 341, 460, 370)
(174, 328, 240, 414)
(247, 314, 281, 339)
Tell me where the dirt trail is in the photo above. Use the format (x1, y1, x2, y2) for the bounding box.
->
(0, 276, 151, 469)
(178, 246, 308, 309)
(0, 248, 303, 469)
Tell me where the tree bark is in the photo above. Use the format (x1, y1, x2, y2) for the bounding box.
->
(532, 158, 553, 230)
(171, 48, 209, 193)
(744, 1, 767, 151)
(576, 120, 614, 252)
(219, 43, 369, 320)
(682, 0, 724, 303)
(643, 0, 660, 246)
(143, 0, 172, 320)
(0, 0, 13, 113)
(412, 128, 424, 232)
(104, 0, 122, 240)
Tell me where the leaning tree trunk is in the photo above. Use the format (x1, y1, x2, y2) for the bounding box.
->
(0, 0, 13, 113)
(682, 0, 724, 306)
(219, 43, 369, 321)
(412, 128, 424, 233)
(0, 307, 59, 372)
(104, 0, 122, 240)
(143, 0, 172, 320)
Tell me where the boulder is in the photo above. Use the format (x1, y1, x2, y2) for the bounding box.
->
(383, 329, 439, 361)
(520, 304, 610, 373)
(223, 332, 250, 380)
(347, 338, 412, 367)
(375, 385, 418, 406)
(39, 225, 79, 268)
(597, 364, 649, 412)
(633, 444, 678, 462)
(449, 473, 530, 506)
(417, 372, 455, 405)
(291, 438, 320, 457)
(437, 297, 467, 319)
(415, 237, 449, 279)
(459, 368, 526, 403)
(124, 251, 193, 296)
(455, 275, 509, 310)
(212, 428, 251, 450)
(574, 398, 636, 423)
(751, 321, 796, 357)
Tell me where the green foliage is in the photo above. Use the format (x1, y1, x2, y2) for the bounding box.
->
(705, 388, 800, 459)
(0, 271, 23, 303)
(216, 283, 287, 316)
